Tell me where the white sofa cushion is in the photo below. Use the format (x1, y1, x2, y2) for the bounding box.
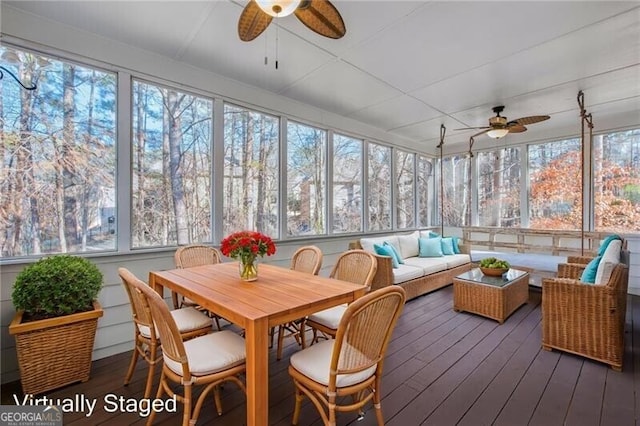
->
(403, 257, 449, 275)
(391, 264, 423, 284)
(446, 254, 472, 269)
(397, 231, 420, 259)
(595, 239, 622, 284)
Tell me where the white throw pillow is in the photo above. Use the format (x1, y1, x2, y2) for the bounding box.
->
(595, 239, 622, 284)
(397, 231, 420, 259)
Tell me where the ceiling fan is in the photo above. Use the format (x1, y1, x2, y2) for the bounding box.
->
(238, 0, 346, 42)
(455, 106, 550, 139)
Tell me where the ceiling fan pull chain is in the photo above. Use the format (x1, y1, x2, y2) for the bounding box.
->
(264, 29, 268, 66)
(275, 21, 279, 70)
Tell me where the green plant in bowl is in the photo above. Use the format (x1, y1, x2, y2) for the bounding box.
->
(479, 257, 510, 276)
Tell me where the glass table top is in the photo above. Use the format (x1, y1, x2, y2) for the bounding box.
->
(456, 268, 528, 288)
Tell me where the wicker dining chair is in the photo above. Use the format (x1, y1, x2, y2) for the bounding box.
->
(275, 246, 324, 360)
(541, 245, 629, 371)
(301, 249, 377, 346)
(126, 268, 247, 426)
(118, 268, 213, 399)
(174, 244, 223, 330)
(289, 286, 406, 425)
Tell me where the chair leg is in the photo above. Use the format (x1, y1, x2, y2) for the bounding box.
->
(123, 344, 140, 386)
(144, 343, 158, 399)
(292, 384, 304, 425)
(214, 385, 223, 415)
(300, 320, 307, 349)
(146, 370, 165, 426)
(183, 382, 192, 426)
(213, 315, 222, 331)
(373, 378, 384, 425)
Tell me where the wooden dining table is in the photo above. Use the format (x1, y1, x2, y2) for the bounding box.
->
(149, 261, 367, 426)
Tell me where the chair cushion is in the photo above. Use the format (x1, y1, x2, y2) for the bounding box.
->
(373, 244, 399, 268)
(580, 255, 602, 284)
(308, 304, 347, 330)
(138, 306, 211, 338)
(419, 237, 443, 257)
(384, 241, 404, 264)
(595, 239, 622, 284)
(290, 339, 377, 387)
(164, 330, 246, 377)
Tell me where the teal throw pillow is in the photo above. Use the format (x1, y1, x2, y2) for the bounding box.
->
(429, 231, 440, 238)
(384, 241, 404, 264)
(374, 243, 399, 268)
(451, 237, 461, 254)
(419, 237, 444, 257)
(441, 237, 455, 255)
(597, 234, 621, 256)
(580, 255, 602, 284)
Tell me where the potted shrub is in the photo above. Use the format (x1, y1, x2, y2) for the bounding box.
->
(9, 255, 104, 395)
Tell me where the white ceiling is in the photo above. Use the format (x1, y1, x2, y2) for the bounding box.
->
(3, 1, 640, 153)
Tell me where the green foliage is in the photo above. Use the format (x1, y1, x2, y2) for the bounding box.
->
(479, 257, 510, 269)
(12, 255, 103, 318)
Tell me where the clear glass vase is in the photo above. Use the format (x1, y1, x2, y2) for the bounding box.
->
(239, 256, 258, 281)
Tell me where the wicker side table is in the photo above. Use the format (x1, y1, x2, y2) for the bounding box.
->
(453, 268, 529, 324)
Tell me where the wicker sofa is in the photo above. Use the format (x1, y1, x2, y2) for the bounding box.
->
(354, 231, 472, 300)
(542, 242, 629, 371)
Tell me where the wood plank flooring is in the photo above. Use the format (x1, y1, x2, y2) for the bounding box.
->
(2, 285, 638, 425)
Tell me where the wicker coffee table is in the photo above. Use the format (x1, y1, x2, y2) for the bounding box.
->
(453, 268, 529, 323)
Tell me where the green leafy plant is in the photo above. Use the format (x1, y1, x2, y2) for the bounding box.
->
(479, 257, 510, 269)
(12, 255, 103, 320)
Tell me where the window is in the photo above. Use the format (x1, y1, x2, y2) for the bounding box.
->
(367, 143, 392, 231)
(477, 147, 521, 227)
(396, 150, 415, 229)
(287, 121, 326, 236)
(528, 138, 581, 230)
(0, 46, 116, 257)
(132, 80, 212, 247)
(593, 129, 640, 233)
(417, 155, 435, 227)
(223, 104, 279, 237)
(441, 155, 471, 226)
(332, 134, 363, 233)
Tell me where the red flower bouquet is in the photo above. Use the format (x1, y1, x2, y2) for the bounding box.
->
(220, 231, 276, 281)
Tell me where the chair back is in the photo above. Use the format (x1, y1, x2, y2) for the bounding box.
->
(119, 268, 155, 340)
(329, 286, 405, 389)
(122, 268, 191, 377)
(330, 249, 377, 287)
(175, 244, 222, 268)
(290, 245, 323, 275)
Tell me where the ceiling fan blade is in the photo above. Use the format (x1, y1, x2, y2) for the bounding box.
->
(453, 126, 490, 131)
(471, 129, 491, 138)
(511, 115, 550, 126)
(238, 0, 273, 42)
(507, 124, 527, 133)
(294, 0, 346, 39)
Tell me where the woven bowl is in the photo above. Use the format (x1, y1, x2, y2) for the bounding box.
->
(480, 267, 509, 277)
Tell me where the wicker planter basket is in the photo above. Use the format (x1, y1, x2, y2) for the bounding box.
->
(9, 301, 103, 395)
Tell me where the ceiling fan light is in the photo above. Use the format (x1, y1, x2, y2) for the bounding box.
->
(255, 0, 301, 17)
(487, 128, 509, 139)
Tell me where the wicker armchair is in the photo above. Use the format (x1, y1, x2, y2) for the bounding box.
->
(174, 244, 223, 330)
(276, 246, 323, 360)
(301, 249, 377, 346)
(289, 286, 406, 425)
(542, 252, 629, 371)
